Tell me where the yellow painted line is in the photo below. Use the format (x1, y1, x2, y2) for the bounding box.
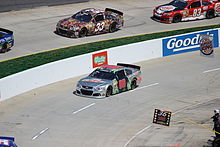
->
(1, 24, 219, 63)
(172, 113, 220, 135)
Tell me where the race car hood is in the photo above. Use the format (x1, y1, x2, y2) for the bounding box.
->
(79, 76, 111, 87)
(59, 17, 85, 28)
(156, 5, 176, 13)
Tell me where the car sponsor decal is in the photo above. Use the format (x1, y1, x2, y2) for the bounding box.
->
(83, 79, 104, 83)
(162, 30, 219, 56)
(119, 79, 126, 89)
(0, 139, 10, 146)
(203, 6, 208, 11)
(216, 3, 220, 13)
(181, 10, 189, 17)
(92, 51, 108, 68)
(160, 5, 175, 11)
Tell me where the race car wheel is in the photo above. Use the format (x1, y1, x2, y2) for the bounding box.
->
(131, 79, 137, 90)
(109, 23, 117, 33)
(79, 28, 87, 38)
(1, 43, 9, 53)
(172, 14, 182, 23)
(106, 87, 112, 97)
(206, 9, 215, 19)
(213, 137, 220, 147)
(67, 31, 75, 38)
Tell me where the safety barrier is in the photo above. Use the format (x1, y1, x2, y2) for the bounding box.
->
(0, 29, 219, 101)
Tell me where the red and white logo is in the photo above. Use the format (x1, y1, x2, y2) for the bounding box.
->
(92, 51, 108, 68)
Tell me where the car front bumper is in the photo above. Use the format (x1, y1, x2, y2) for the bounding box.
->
(56, 27, 79, 38)
(75, 88, 107, 98)
(152, 13, 172, 23)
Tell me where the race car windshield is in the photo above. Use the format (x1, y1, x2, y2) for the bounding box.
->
(72, 12, 92, 23)
(169, 0, 188, 9)
(89, 70, 115, 80)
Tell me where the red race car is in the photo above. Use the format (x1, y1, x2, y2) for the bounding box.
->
(153, 0, 220, 23)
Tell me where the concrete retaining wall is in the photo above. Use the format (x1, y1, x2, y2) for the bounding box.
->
(0, 29, 219, 101)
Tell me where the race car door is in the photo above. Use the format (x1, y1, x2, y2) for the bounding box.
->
(93, 13, 106, 34)
(187, 1, 204, 19)
(115, 70, 128, 91)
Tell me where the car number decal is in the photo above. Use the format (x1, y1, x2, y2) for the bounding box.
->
(95, 22, 105, 32)
(119, 79, 126, 89)
(193, 8, 202, 17)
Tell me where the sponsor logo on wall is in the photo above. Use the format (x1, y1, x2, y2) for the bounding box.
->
(162, 30, 219, 56)
(200, 34, 214, 56)
(92, 51, 108, 68)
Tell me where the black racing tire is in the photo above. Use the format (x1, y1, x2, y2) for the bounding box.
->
(206, 9, 215, 19)
(172, 14, 182, 23)
(106, 86, 112, 97)
(79, 28, 87, 38)
(131, 79, 137, 90)
(67, 31, 75, 38)
(109, 23, 117, 33)
(0, 43, 9, 53)
(213, 137, 220, 147)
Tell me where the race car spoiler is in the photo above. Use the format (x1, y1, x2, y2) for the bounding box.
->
(0, 28, 13, 35)
(105, 8, 123, 16)
(117, 63, 140, 70)
(0, 136, 15, 141)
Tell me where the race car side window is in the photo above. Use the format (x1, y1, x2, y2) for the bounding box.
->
(116, 70, 126, 80)
(202, 1, 211, 6)
(95, 14, 104, 22)
(189, 1, 201, 8)
(105, 14, 116, 20)
(125, 69, 132, 76)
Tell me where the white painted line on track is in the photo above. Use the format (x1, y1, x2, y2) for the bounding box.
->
(72, 103, 95, 114)
(123, 125, 152, 147)
(32, 128, 49, 140)
(138, 83, 159, 90)
(128, 83, 159, 93)
(203, 68, 220, 73)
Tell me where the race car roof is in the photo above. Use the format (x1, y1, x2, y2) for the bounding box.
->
(80, 8, 104, 15)
(99, 65, 123, 70)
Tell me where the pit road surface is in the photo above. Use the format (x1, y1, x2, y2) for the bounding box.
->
(0, 48, 220, 147)
(0, 0, 220, 61)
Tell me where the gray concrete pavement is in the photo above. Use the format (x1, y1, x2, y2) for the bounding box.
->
(0, 0, 220, 61)
(0, 48, 220, 147)
(0, 0, 90, 12)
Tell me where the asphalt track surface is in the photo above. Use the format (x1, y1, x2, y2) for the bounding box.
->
(1, 48, 220, 147)
(0, 0, 220, 61)
(0, 0, 220, 147)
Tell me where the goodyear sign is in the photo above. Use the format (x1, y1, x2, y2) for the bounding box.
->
(162, 30, 219, 56)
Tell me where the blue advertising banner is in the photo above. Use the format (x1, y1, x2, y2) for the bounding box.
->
(162, 30, 219, 56)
